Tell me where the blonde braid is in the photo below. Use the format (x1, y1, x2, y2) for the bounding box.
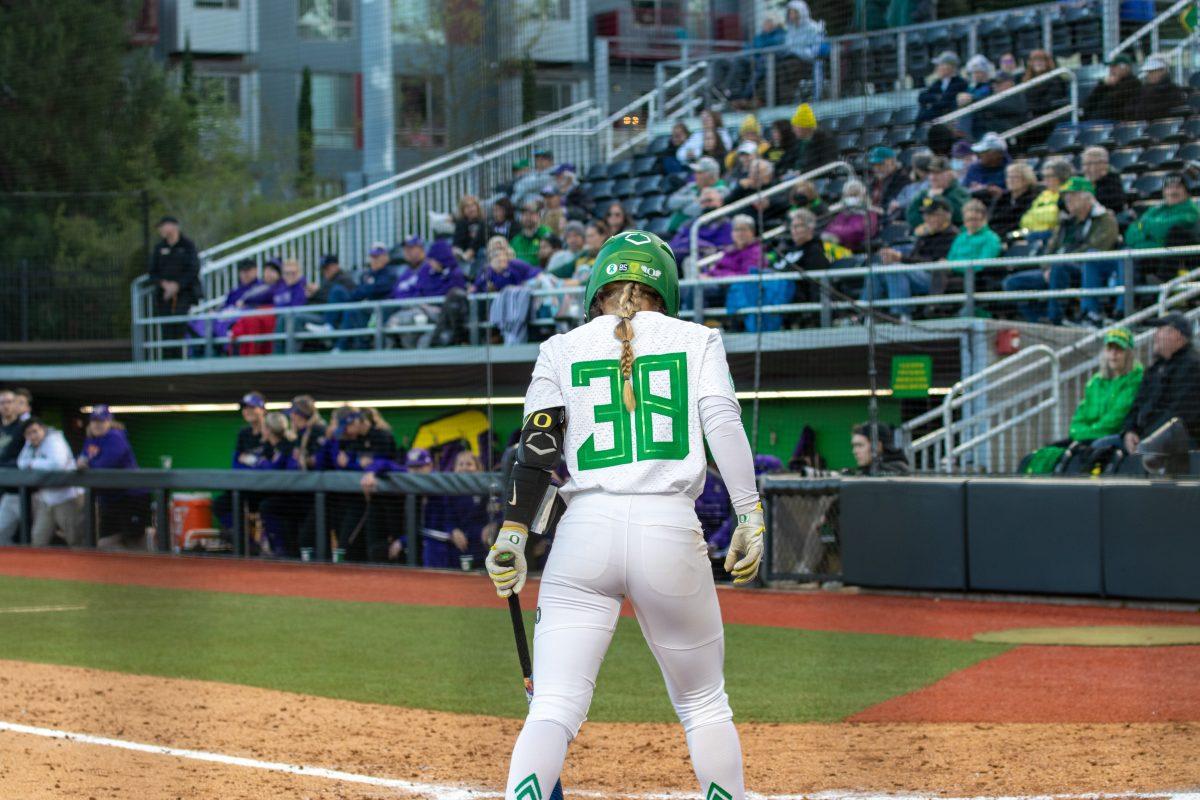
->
(613, 282, 638, 412)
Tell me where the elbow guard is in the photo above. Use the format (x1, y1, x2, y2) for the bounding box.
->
(504, 407, 565, 529)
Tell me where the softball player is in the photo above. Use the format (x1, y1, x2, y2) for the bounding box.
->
(487, 230, 764, 800)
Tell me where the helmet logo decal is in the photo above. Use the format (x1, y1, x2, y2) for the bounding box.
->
(620, 231, 652, 245)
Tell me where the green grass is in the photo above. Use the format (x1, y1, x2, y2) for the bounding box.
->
(0, 576, 1010, 723)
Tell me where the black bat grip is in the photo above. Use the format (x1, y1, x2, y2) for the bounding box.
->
(506, 592, 533, 680)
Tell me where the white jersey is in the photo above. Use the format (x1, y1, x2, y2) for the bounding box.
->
(524, 310, 739, 504)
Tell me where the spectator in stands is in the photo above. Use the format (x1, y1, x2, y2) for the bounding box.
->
(957, 55, 995, 108)
(676, 109, 732, 164)
(505, 158, 531, 197)
(299, 255, 357, 339)
(950, 140, 976, 182)
(472, 237, 540, 293)
(422, 449, 490, 569)
(1021, 50, 1067, 123)
(791, 103, 837, 173)
(727, 141, 759, 185)
(821, 179, 879, 253)
(964, 132, 1011, 197)
(976, 71, 1027, 138)
(1115, 313, 1200, 452)
(547, 221, 585, 277)
(1020, 157, 1073, 238)
(926, 123, 955, 159)
(729, 117, 769, 167)
(918, 52, 968, 123)
(187, 257, 258, 344)
(1023, 327, 1144, 473)
(452, 194, 488, 273)
(324, 242, 399, 351)
(1079, 147, 1127, 216)
(670, 187, 734, 262)
(513, 148, 555, 205)
(19, 418, 84, 547)
(571, 221, 606, 283)
(715, 15, 783, 102)
(906, 156, 969, 229)
(890, 151, 932, 220)
(1125, 172, 1200, 251)
(667, 156, 727, 232)
(989, 161, 1039, 239)
(1134, 55, 1186, 121)
(540, 185, 566, 237)
(1003, 176, 1118, 325)
(389, 238, 468, 348)
(700, 214, 761, 309)
(662, 122, 691, 173)
(1082, 53, 1140, 122)
(780, 1, 827, 97)
(869, 195, 959, 321)
(509, 200, 551, 265)
(537, 235, 563, 270)
(553, 164, 592, 222)
(488, 197, 516, 241)
(848, 422, 911, 475)
(725, 157, 778, 207)
(766, 119, 803, 175)
(75, 405, 148, 549)
(603, 200, 633, 234)
(149, 215, 202, 352)
(998, 53, 1020, 79)
(771, 209, 831, 306)
(947, 199, 1004, 282)
(251, 411, 304, 556)
(789, 179, 830, 219)
(270, 259, 308, 349)
(288, 395, 327, 471)
(0, 388, 32, 544)
(698, 128, 729, 166)
(868, 147, 909, 215)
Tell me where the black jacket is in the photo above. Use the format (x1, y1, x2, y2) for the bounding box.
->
(1093, 171, 1127, 216)
(988, 188, 1038, 238)
(1134, 79, 1187, 122)
(1082, 74, 1141, 122)
(0, 414, 31, 495)
(149, 234, 202, 300)
(773, 237, 830, 303)
(905, 225, 959, 293)
(1024, 75, 1068, 119)
(870, 169, 910, 212)
(452, 218, 488, 255)
(917, 75, 969, 122)
(801, 127, 839, 172)
(1121, 344, 1200, 442)
(310, 269, 356, 304)
(563, 185, 593, 221)
(233, 425, 272, 468)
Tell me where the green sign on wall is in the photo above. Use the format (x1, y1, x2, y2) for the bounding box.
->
(891, 355, 932, 398)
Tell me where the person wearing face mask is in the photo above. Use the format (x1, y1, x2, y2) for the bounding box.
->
(821, 180, 879, 253)
(905, 157, 969, 230)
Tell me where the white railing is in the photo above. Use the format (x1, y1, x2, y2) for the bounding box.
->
(904, 262, 1200, 474)
(1106, 0, 1198, 61)
(936, 65, 1079, 130)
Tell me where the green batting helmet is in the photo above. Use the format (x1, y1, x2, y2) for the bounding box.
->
(583, 230, 680, 320)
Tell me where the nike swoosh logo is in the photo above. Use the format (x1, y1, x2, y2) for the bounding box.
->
(509, 484, 518, 505)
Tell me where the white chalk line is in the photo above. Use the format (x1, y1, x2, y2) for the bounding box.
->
(0, 720, 1196, 800)
(0, 604, 87, 614)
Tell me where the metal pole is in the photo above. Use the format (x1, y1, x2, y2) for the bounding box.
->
(830, 41, 842, 99)
(285, 311, 297, 354)
(897, 33, 908, 91)
(1069, 76, 1079, 125)
(154, 488, 170, 552)
(231, 489, 243, 556)
(84, 489, 96, 548)
(374, 303, 385, 350)
(964, 265, 976, 318)
(766, 53, 776, 109)
(19, 260, 29, 342)
(405, 493, 418, 567)
(314, 491, 328, 561)
(595, 38, 611, 119)
(18, 487, 31, 545)
(1123, 255, 1137, 318)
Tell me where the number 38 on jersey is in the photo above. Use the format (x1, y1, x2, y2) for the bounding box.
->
(571, 352, 689, 470)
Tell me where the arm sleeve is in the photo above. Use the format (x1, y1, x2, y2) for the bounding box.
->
(697, 331, 759, 514)
(523, 344, 564, 416)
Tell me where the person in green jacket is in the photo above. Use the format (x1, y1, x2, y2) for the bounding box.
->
(947, 199, 1004, 271)
(1123, 172, 1200, 250)
(1022, 327, 1144, 473)
(508, 199, 552, 265)
(906, 157, 970, 230)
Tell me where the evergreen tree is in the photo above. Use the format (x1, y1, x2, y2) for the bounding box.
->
(297, 67, 315, 197)
(520, 55, 537, 124)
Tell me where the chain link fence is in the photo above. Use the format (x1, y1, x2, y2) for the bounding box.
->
(763, 477, 842, 583)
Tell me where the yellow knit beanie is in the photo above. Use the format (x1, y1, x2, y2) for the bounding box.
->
(791, 103, 816, 129)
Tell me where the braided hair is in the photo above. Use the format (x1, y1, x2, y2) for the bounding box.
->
(592, 281, 666, 413)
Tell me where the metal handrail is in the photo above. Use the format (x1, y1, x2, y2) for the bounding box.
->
(1106, 0, 1196, 61)
(935, 66, 1078, 127)
(198, 100, 598, 264)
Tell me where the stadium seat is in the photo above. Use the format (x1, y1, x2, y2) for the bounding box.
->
(647, 134, 673, 157)
(981, 18, 1013, 59)
(589, 179, 616, 201)
(636, 194, 668, 218)
(1076, 124, 1113, 150)
(1176, 141, 1200, 165)
(607, 159, 635, 179)
(1112, 122, 1147, 148)
(882, 221, 912, 246)
(1108, 147, 1143, 173)
(646, 216, 674, 237)
(862, 128, 888, 149)
(865, 109, 893, 130)
(1188, 93, 1200, 114)
(891, 106, 920, 127)
(1013, 13, 1043, 58)
(1145, 117, 1186, 144)
(1132, 172, 1166, 200)
(1190, 71, 1200, 90)
(632, 155, 660, 176)
(611, 177, 638, 198)
(837, 132, 862, 154)
(887, 125, 917, 147)
(822, 176, 847, 202)
(1141, 144, 1180, 172)
(1029, 127, 1078, 156)
(635, 175, 670, 195)
(1005, 239, 1042, 259)
(1185, 117, 1200, 140)
(585, 163, 608, 182)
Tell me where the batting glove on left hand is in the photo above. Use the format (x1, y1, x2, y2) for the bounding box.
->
(724, 503, 764, 585)
(486, 525, 529, 598)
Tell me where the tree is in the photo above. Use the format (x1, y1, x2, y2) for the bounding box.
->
(181, 33, 197, 114)
(297, 67, 315, 196)
(520, 55, 537, 124)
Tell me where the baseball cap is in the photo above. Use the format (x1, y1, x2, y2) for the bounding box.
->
(511, 158, 530, 171)
(921, 195, 953, 214)
(1147, 312, 1194, 339)
(933, 50, 961, 67)
(690, 156, 721, 174)
(1060, 176, 1096, 195)
(1163, 171, 1188, 187)
(1104, 327, 1135, 350)
(533, 148, 553, 159)
(951, 140, 975, 159)
(264, 255, 284, 269)
(867, 146, 896, 164)
(239, 392, 266, 410)
(405, 448, 433, 468)
(156, 215, 179, 226)
(402, 234, 424, 249)
(427, 239, 455, 267)
(368, 241, 389, 257)
(971, 132, 1008, 153)
(334, 410, 365, 435)
(1107, 53, 1134, 67)
(287, 401, 313, 419)
(320, 254, 340, 268)
(540, 183, 560, 196)
(236, 258, 258, 272)
(1141, 55, 1167, 74)
(89, 404, 113, 421)
(737, 140, 759, 156)
(551, 162, 576, 176)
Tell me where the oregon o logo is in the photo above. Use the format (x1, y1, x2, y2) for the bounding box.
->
(533, 412, 552, 428)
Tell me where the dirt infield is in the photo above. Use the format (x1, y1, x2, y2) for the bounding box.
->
(2, 548, 1197, 641)
(0, 660, 1197, 799)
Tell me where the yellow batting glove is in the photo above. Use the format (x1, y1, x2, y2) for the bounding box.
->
(486, 524, 529, 597)
(724, 503, 764, 585)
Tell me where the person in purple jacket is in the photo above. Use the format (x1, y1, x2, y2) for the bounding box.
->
(252, 411, 302, 556)
(471, 237, 541, 293)
(420, 449, 490, 570)
(271, 259, 310, 353)
(698, 214, 762, 309)
(387, 238, 469, 348)
(75, 405, 149, 549)
(669, 187, 734, 262)
(189, 259, 261, 344)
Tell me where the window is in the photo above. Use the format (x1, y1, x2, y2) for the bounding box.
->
(197, 74, 241, 112)
(392, 0, 445, 45)
(530, 0, 571, 21)
(533, 81, 575, 116)
(395, 76, 446, 148)
(311, 73, 356, 149)
(195, 0, 238, 8)
(297, 0, 353, 40)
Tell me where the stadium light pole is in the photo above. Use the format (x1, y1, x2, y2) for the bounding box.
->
(360, 0, 395, 184)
